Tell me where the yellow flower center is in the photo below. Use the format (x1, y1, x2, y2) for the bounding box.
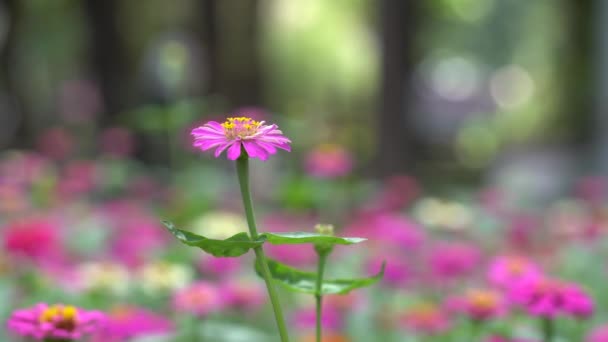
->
(221, 117, 262, 140)
(467, 290, 499, 310)
(506, 258, 526, 275)
(39, 305, 78, 330)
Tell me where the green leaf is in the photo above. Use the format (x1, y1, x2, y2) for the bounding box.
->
(162, 221, 264, 257)
(261, 232, 366, 246)
(256, 258, 385, 295)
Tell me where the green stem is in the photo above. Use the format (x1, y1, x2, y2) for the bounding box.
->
(315, 251, 328, 342)
(236, 156, 290, 342)
(542, 317, 554, 342)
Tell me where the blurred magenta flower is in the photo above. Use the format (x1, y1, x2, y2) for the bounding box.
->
(362, 175, 421, 213)
(587, 325, 608, 342)
(487, 255, 543, 289)
(37, 127, 74, 161)
(7, 303, 106, 341)
(191, 117, 291, 160)
(510, 277, 594, 318)
(100, 127, 136, 158)
(172, 281, 223, 317)
(429, 241, 481, 280)
(3, 218, 62, 263)
(576, 176, 607, 205)
(304, 143, 353, 178)
(220, 280, 266, 312)
(56, 161, 98, 200)
(263, 214, 317, 266)
(198, 256, 242, 278)
(486, 336, 539, 342)
(293, 304, 342, 331)
(345, 213, 425, 250)
(93, 305, 174, 341)
(449, 288, 507, 321)
(367, 254, 411, 287)
(400, 302, 450, 335)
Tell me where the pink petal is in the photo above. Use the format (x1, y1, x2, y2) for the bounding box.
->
(214, 142, 233, 157)
(243, 141, 269, 161)
(227, 142, 243, 160)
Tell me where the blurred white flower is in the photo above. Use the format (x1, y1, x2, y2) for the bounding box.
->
(137, 261, 193, 295)
(191, 211, 248, 239)
(75, 262, 130, 296)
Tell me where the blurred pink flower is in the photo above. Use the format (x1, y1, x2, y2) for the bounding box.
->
(510, 277, 594, 319)
(429, 241, 481, 280)
(191, 117, 291, 160)
(198, 256, 241, 278)
(367, 254, 410, 287)
(304, 144, 353, 178)
(56, 160, 98, 200)
(220, 281, 266, 312)
(587, 325, 608, 342)
(400, 303, 450, 335)
(486, 336, 539, 342)
(364, 175, 421, 212)
(103, 201, 169, 268)
(345, 213, 425, 250)
(37, 127, 74, 160)
(93, 306, 174, 341)
(263, 214, 317, 266)
(293, 305, 342, 331)
(3, 218, 62, 263)
(100, 127, 136, 158)
(7, 303, 106, 341)
(487, 255, 543, 289)
(576, 176, 607, 205)
(172, 281, 223, 317)
(0, 152, 50, 186)
(448, 288, 508, 321)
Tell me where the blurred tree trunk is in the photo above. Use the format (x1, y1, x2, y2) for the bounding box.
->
(0, 0, 26, 149)
(197, 0, 218, 96)
(83, 0, 128, 126)
(376, 0, 421, 177)
(214, 0, 262, 108)
(594, 0, 608, 172)
(563, 0, 594, 144)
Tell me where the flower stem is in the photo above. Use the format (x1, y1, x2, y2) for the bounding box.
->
(236, 156, 290, 342)
(315, 251, 329, 342)
(542, 317, 554, 342)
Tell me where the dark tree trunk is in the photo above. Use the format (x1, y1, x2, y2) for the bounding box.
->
(197, 0, 218, 96)
(376, 0, 420, 177)
(215, 0, 262, 108)
(593, 0, 608, 172)
(83, 0, 128, 125)
(0, 0, 26, 149)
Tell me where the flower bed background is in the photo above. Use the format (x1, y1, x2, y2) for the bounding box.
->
(1, 1, 607, 341)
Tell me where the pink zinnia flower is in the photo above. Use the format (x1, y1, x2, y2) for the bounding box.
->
(93, 305, 174, 341)
(452, 288, 508, 321)
(486, 336, 539, 342)
(587, 325, 608, 342)
(304, 143, 353, 178)
(400, 303, 450, 335)
(510, 277, 594, 319)
(7, 303, 106, 341)
(3, 218, 61, 263)
(293, 305, 342, 331)
(220, 281, 266, 312)
(429, 241, 481, 280)
(487, 255, 543, 289)
(198, 256, 242, 278)
(191, 117, 291, 160)
(367, 254, 411, 287)
(172, 281, 223, 317)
